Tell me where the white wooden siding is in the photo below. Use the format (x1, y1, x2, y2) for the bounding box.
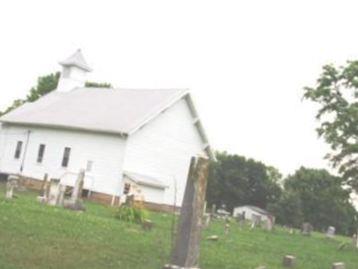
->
(233, 206, 270, 222)
(0, 125, 126, 196)
(123, 98, 206, 205)
(0, 97, 207, 206)
(140, 185, 165, 204)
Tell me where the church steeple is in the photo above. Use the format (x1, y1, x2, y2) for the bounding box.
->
(56, 49, 92, 92)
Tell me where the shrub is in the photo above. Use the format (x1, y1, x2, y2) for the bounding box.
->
(115, 205, 148, 224)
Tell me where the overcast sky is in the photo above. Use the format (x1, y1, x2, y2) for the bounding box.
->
(1, 0, 357, 175)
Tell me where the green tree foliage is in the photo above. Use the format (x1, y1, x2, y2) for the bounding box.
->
(304, 62, 358, 190)
(85, 81, 112, 88)
(206, 152, 282, 211)
(0, 73, 113, 116)
(283, 167, 357, 235)
(0, 99, 26, 116)
(27, 72, 61, 102)
(268, 191, 304, 228)
(0, 72, 60, 116)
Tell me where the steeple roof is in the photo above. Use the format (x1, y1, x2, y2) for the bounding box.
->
(59, 49, 92, 72)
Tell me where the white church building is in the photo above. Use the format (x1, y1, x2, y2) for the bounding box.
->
(0, 50, 212, 209)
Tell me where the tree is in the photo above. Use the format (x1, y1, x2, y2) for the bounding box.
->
(206, 152, 282, 211)
(0, 72, 60, 116)
(284, 167, 357, 235)
(304, 62, 358, 190)
(268, 191, 304, 228)
(0, 99, 26, 116)
(0, 73, 112, 116)
(27, 72, 60, 102)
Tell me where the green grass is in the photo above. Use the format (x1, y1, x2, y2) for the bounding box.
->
(0, 184, 357, 269)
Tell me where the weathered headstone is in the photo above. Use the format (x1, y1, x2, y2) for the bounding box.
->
(236, 212, 245, 228)
(224, 223, 230, 235)
(142, 219, 154, 231)
(262, 217, 274, 231)
(37, 174, 51, 204)
(211, 204, 216, 218)
(125, 194, 135, 207)
(326, 226, 336, 239)
(206, 235, 219, 241)
(65, 169, 85, 210)
(57, 184, 66, 206)
(47, 178, 61, 206)
(40, 173, 49, 195)
(283, 255, 296, 268)
(301, 222, 313, 236)
(352, 234, 358, 248)
(5, 175, 19, 199)
(203, 213, 211, 228)
(332, 262, 345, 269)
(167, 157, 209, 269)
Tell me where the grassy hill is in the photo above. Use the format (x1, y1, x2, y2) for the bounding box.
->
(0, 184, 357, 269)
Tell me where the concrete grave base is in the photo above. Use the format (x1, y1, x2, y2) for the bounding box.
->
(163, 264, 200, 269)
(64, 200, 86, 211)
(332, 262, 345, 269)
(283, 255, 296, 268)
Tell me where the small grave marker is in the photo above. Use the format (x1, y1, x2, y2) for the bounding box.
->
(326, 226, 336, 239)
(301, 222, 313, 236)
(332, 262, 345, 269)
(353, 234, 358, 248)
(5, 175, 19, 199)
(65, 169, 85, 210)
(203, 213, 210, 228)
(206, 235, 219, 241)
(211, 204, 216, 218)
(283, 255, 296, 268)
(47, 179, 61, 206)
(224, 223, 230, 235)
(142, 219, 153, 231)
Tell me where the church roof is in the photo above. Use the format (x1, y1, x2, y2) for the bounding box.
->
(0, 88, 187, 135)
(59, 49, 92, 72)
(0, 87, 213, 158)
(124, 171, 168, 189)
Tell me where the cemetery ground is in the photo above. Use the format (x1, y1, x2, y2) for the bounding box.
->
(0, 184, 357, 269)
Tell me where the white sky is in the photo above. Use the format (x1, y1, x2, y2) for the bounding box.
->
(0, 0, 357, 175)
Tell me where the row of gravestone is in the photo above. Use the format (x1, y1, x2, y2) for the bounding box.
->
(301, 222, 358, 247)
(302, 222, 337, 238)
(4, 170, 86, 211)
(163, 256, 347, 269)
(254, 257, 346, 269)
(279, 255, 346, 269)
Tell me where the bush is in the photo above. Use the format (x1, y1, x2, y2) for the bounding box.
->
(115, 205, 148, 224)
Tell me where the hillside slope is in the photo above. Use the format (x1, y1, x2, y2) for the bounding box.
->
(0, 184, 357, 269)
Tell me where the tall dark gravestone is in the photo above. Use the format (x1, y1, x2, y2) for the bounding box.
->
(166, 156, 209, 269)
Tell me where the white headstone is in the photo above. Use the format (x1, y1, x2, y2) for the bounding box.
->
(64, 169, 85, 211)
(5, 175, 19, 199)
(326, 226, 336, 238)
(48, 179, 61, 206)
(352, 234, 358, 248)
